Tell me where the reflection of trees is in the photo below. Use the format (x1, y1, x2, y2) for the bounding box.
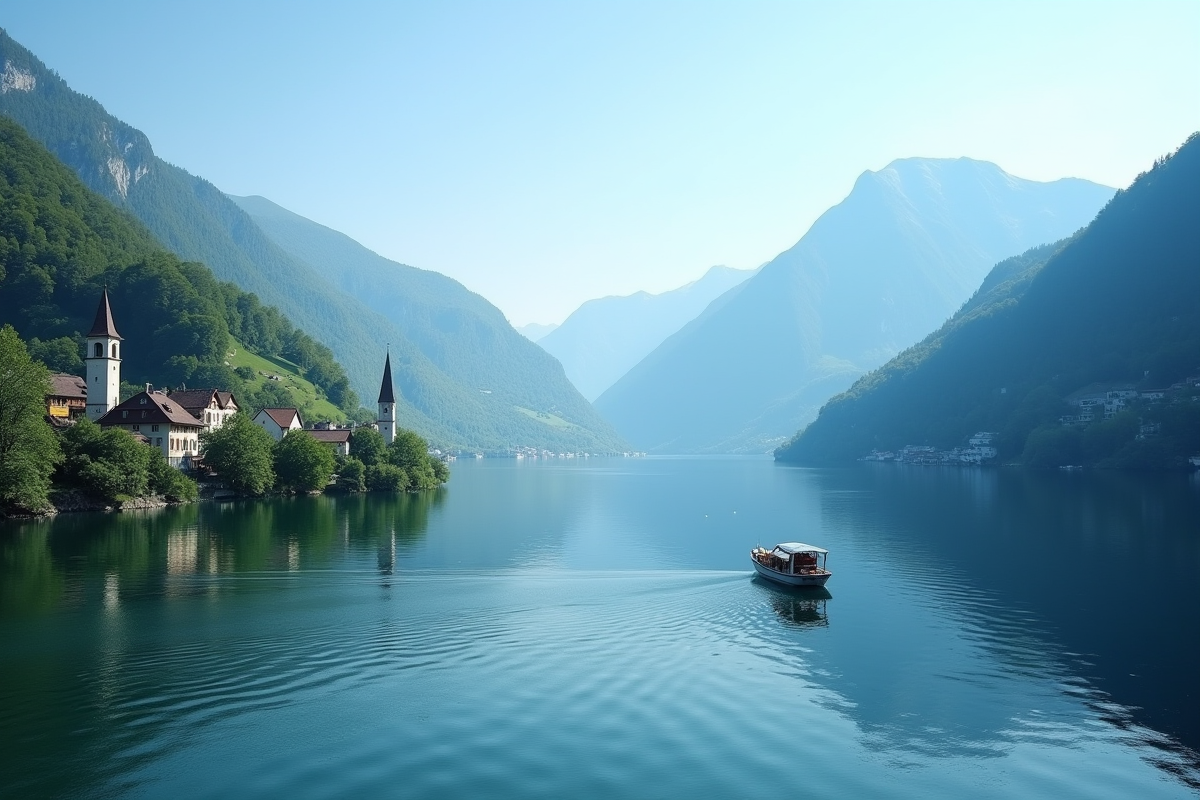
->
(0, 491, 446, 796)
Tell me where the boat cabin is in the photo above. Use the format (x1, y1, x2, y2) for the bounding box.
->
(754, 542, 828, 576)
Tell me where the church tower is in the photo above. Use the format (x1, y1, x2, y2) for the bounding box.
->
(377, 350, 396, 445)
(85, 287, 122, 421)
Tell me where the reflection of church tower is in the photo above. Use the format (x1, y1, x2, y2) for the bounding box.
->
(378, 350, 396, 445)
(85, 288, 122, 421)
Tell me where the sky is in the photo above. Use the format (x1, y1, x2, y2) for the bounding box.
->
(4, 2, 1199, 325)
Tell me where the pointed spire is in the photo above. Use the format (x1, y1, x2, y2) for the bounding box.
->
(377, 350, 396, 404)
(87, 287, 123, 340)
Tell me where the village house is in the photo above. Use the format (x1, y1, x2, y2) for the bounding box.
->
(97, 387, 206, 467)
(45, 374, 87, 424)
(253, 407, 304, 441)
(307, 428, 352, 457)
(168, 388, 239, 432)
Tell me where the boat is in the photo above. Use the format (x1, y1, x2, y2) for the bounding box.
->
(751, 542, 832, 587)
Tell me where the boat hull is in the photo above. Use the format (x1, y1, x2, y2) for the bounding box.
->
(752, 559, 832, 587)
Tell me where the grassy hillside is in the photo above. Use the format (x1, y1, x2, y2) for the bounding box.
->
(225, 344, 345, 422)
(776, 134, 1200, 468)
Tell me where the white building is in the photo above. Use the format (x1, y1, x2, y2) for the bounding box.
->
(84, 288, 122, 421)
(97, 388, 206, 467)
(378, 351, 396, 445)
(253, 407, 304, 441)
(168, 388, 239, 432)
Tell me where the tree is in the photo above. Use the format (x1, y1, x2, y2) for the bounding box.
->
(149, 453, 198, 501)
(350, 427, 388, 466)
(59, 418, 152, 501)
(365, 463, 409, 492)
(274, 430, 335, 493)
(388, 429, 429, 472)
(200, 412, 275, 495)
(336, 456, 366, 492)
(28, 336, 83, 374)
(0, 325, 61, 513)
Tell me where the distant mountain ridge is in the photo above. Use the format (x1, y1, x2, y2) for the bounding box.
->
(595, 157, 1115, 453)
(516, 323, 558, 342)
(537, 266, 757, 401)
(230, 194, 625, 451)
(776, 134, 1200, 467)
(0, 29, 625, 452)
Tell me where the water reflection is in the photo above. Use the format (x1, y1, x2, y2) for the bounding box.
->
(753, 579, 831, 629)
(803, 464, 1200, 783)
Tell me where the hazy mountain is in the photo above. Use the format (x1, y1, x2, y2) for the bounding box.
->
(230, 194, 625, 451)
(777, 134, 1200, 467)
(516, 323, 559, 342)
(538, 266, 757, 401)
(0, 29, 625, 452)
(595, 158, 1115, 453)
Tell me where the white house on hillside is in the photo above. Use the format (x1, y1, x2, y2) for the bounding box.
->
(253, 407, 304, 441)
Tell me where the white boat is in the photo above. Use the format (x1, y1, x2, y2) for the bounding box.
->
(751, 542, 832, 587)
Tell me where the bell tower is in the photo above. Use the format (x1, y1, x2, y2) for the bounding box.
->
(377, 350, 396, 445)
(85, 287, 122, 421)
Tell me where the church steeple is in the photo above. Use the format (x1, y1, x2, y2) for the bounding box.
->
(377, 350, 396, 444)
(378, 351, 395, 404)
(85, 287, 122, 421)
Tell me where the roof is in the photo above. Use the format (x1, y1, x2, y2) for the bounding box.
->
(775, 542, 828, 555)
(307, 429, 352, 444)
(259, 407, 303, 429)
(378, 352, 396, 404)
(96, 391, 205, 428)
(48, 373, 87, 400)
(87, 288, 123, 340)
(168, 388, 239, 415)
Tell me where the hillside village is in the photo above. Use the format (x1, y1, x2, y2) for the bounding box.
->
(43, 289, 415, 473)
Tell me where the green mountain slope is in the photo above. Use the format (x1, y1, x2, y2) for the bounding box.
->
(0, 29, 625, 453)
(776, 134, 1200, 467)
(229, 194, 627, 452)
(0, 116, 350, 421)
(594, 158, 1115, 454)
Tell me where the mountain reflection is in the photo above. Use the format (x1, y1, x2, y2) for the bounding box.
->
(804, 465, 1200, 782)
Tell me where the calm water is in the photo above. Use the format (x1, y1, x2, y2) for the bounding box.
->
(2, 458, 1198, 798)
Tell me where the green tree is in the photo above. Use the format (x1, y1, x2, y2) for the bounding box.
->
(350, 427, 388, 466)
(59, 418, 152, 501)
(365, 463, 409, 492)
(28, 336, 83, 374)
(148, 453, 198, 501)
(388, 429, 429, 472)
(200, 413, 275, 496)
(0, 325, 61, 513)
(336, 456, 366, 493)
(274, 430, 335, 493)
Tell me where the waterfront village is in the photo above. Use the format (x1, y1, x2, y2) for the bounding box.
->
(860, 379, 1200, 467)
(44, 289, 411, 468)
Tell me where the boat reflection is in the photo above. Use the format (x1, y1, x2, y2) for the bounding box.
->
(753, 578, 831, 629)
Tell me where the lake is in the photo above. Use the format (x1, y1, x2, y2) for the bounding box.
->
(2, 458, 1198, 798)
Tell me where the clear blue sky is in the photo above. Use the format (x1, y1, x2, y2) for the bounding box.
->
(4, 2, 1198, 325)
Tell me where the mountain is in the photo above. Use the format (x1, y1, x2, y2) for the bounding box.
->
(594, 158, 1115, 453)
(228, 195, 626, 452)
(0, 115, 351, 422)
(776, 135, 1200, 468)
(0, 29, 625, 453)
(516, 323, 558, 342)
(537, 266, 756, 401)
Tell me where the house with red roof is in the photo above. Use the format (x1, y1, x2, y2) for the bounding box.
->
(97, 387, 206, 467)
(253, 407, 304, 441)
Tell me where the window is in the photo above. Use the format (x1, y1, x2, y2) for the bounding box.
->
(132, 425, 140, 431)
(156, 438, 162, 446)
(122, 410, 128, 419)
(111, 343, 118, 358)
(139, 397, 146, 405)
(93, 342, 102, 358)
(151, 424, 159, 432)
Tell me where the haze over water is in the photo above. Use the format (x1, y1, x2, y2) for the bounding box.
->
(2, 459, 1197, 798)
